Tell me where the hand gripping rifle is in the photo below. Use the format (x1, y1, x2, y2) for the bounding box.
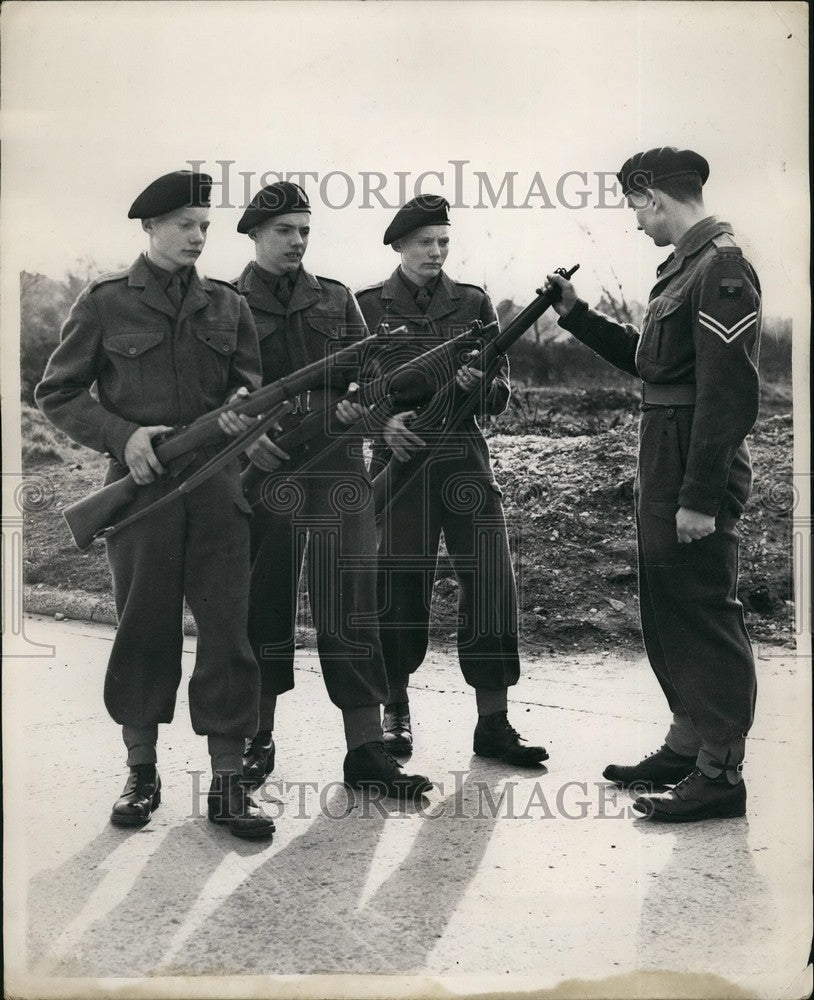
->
(62, 333, 378, 550)
(238, 317, 508, 497)
(370, 265, 579, 515)
(237, 267, 579, 513)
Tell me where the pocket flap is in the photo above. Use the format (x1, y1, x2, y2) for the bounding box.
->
(648, 295, 683, 321)
(104, 328, 164, 357)
(254, 318, 279, 341)
(306, 314, 343, 339)
(195, 325, 238, 355)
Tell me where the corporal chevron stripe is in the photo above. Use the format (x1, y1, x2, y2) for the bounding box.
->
(698, 309, 757, 343)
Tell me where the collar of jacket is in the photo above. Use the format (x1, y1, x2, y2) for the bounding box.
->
(236, 262, 322, 316)
(656, 216, 734, 279)
(379, 267, 460, 322)
(127, 254, 213, 321)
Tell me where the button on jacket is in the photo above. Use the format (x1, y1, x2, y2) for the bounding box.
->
(559, 217, 761, 516)
(36, 254, 262, 464)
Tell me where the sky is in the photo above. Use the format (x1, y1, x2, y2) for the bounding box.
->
(1, 0, 809, 320)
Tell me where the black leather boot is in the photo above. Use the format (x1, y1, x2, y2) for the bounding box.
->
(632, 767, 747, 822)
(603, 745, 697, 789)
(110, 764, 161, 826)
(242, 730, 276, 787)
(473, 712, 548, 766)
(382, 702, 412, 754)
(207, 772, 275, 839)
(343, 741, 432, 798)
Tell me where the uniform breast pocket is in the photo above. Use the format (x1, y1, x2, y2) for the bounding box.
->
(103, 328, 165, 402)
(306, 314, 344, 340)
(193, 323, 237, 394)
(254, 317, 278, 343)
(306, 314, 350, 387)
(636, 294, 685, 379)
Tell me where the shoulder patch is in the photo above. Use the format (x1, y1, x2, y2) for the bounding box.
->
(718, 277, 743, 299)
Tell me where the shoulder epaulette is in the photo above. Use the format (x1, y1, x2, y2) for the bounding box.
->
(314, 274, 348, 289)
(208, 276, 240, 290)
(355, 281, 385, 296)
(87, 267, 129, 290)
(454, 280, 489, 298)
(712, 233, 739, 250)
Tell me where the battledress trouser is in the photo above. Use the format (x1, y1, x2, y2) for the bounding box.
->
(103, 457, 260, 738)
(246, 456, 389, 721)
(635, 405, 756, 770)
(376, 454, 521, 699)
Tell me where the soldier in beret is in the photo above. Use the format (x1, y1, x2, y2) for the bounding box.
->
(235, 181, 431, 798)
(547, 147, 760, 822)
(356, 195, 548, 766)
(36, 170, 275, 838)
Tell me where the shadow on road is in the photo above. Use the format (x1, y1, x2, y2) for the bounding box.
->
(170, 760, 509, 976)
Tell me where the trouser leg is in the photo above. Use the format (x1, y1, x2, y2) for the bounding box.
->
(104, 476, 186, 727)
(636, 512, 702, 756)
(442, 477, 521, 690)
(247, 472, 307, 704)
(637, 491, 755, 754)
(183, 467, 260, 738)
(306, 470, 389, 712)
(377, 463, 442, 699)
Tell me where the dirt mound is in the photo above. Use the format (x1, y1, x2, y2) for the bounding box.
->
(429, 410, 794, 652)
(20, 402, 794, 653)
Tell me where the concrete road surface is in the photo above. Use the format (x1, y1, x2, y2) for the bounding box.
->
(4, 616, 812, 999)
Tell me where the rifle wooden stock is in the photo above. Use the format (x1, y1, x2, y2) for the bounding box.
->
(62, 333, 378, 549)
(64, 475, 140, 551)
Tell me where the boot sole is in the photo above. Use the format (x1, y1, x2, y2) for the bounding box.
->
(474, 747, 549, 766)
(207, 814, 276, 837)
(344, 777, 432, 798)
(110, 789, 161, 826)
(632, 799, 746, 822)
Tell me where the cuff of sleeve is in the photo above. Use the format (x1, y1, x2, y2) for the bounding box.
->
(557, 298, 589, 332)
(678, 479, 723, 517)
(483, 384, 510, 416)
(104, 417, 140, 465)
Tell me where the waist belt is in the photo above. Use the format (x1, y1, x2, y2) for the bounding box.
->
(641, 382, 696, 406)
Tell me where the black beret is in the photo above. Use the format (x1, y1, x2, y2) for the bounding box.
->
(128, 170, 212, 219)
(618, 147, 709, 196)
(237, 182, 311, 234)
(383, 194, 450, 246)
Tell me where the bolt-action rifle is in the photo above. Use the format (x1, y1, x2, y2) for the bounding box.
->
(62, 333, 378, 550)
(369, 265, 579, 515)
